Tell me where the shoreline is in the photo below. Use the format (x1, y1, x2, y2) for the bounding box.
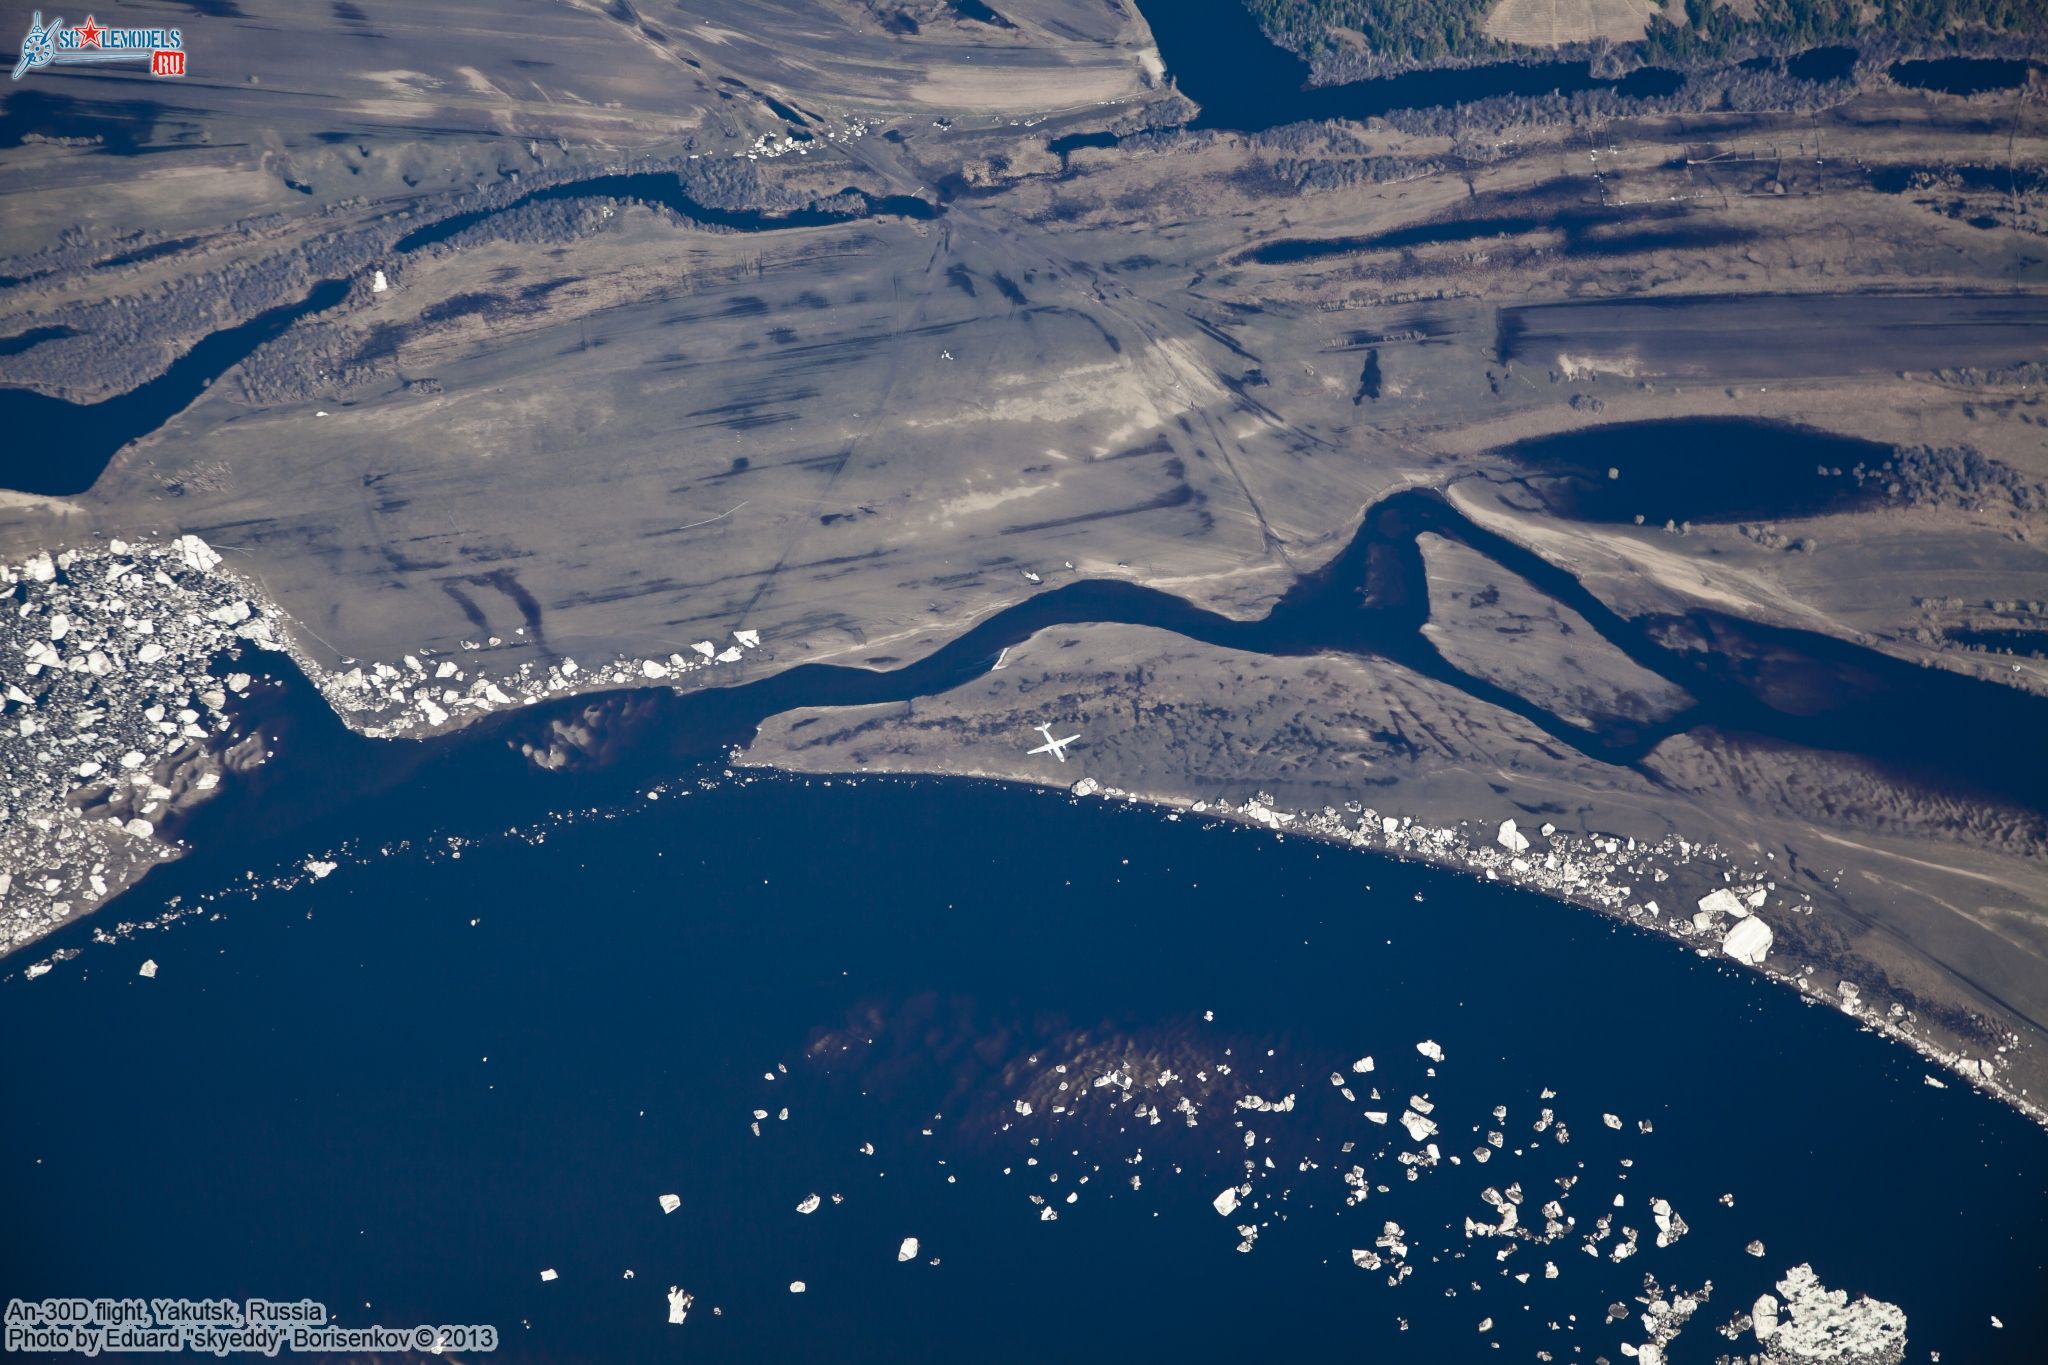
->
(735, 758, 2048, 1135)
(3, 534, 2042, 1132)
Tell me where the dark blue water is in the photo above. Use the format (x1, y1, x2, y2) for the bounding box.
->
(0, 325, 74, 358)
(0, 456, 2031, 1344)
(3, 776, 2041, 1362)
(0, 278, 349, 496)
(1134, 0, 1683, 133)
(77, 479, 2034, 920)
(1786, 45, 1858, 83)
(1499, 417, 1892, 523)
(1889, 57, 2035, 96)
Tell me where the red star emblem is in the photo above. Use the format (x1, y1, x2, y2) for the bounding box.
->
(76, 16, 103, 48)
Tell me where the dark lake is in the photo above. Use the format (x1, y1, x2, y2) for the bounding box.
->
(0, 278, 350, 497)
(1499, 417, 1892, 524)
(1888, 57, 2035, 96)
(5, 775, 2042, 1363)
(0, 325, 74, 359)
(1786, 45, 1858, 83)
(1133, 0, 1682, 134)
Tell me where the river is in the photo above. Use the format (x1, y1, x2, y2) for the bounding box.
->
(3, 772, 2041, 1362)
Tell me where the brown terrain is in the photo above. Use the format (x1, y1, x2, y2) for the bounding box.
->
(0, 0, 2044, 1116)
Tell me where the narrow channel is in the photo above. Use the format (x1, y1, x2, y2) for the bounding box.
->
(95, 480, 2046, 950)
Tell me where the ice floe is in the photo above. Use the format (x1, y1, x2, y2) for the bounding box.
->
(1722, 915, 1774, 967)
(1761, 1264, 1907, 1362)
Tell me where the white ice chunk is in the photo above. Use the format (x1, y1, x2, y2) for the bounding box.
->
(897, 1237, 919, 1262)
(1212, 1187, 1240, 1217)
(797, 1194, 821, 1215)
(1400, 1110, 1438, 1142)
(138, 959, 158, 979)
(1352, 1056, 1374, 1074)
(1496, 819, 1529, 854)
(540, 1269, 558, 1282)
(666, 1286, 691, 1325)
(659, 1193, 681, 1214)
(1768, 1264, 1906, 1359)
(1696, 888, 1747, 921)
(1416, 1040, 1444, 1063)
(1722, 916, 1773, 967)
(174, 536, 222, 572)
(734, 629, 761, 648)
(1753, 1293, 1780, 1342)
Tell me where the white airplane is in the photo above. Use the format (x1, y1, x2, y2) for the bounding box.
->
(1027, 722, 1080, 763)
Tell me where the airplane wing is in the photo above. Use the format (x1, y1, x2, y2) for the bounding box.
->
(1027, 741, 1056, 756)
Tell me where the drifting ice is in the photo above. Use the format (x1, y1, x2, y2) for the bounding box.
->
(1722, 916, 1773, 967)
